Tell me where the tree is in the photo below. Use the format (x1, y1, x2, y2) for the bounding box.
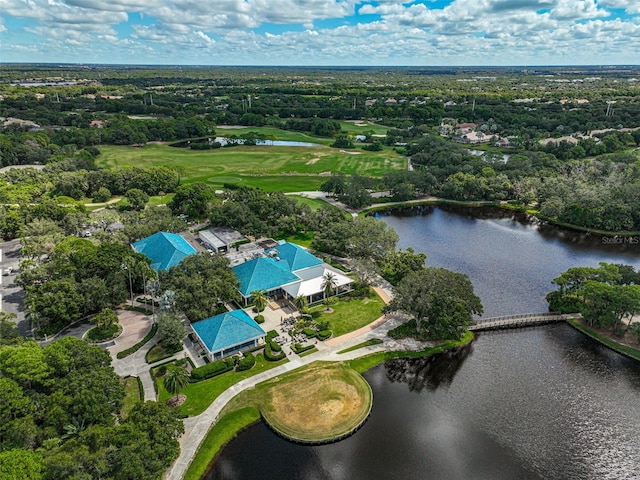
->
(156, 313, 187, 351)
(163, 366, 190, 403)
(387, 268, 483, 340)
(92, 186, 111, 203)
(93, 308, 118, 329)
(379, 247, 427, 285)
(347, 216, 399, 261)
(293, 294, 309, 314)
(124, 188, 149, 211)
(321, 271, 338, 301)
(251, 290, 268, 313)
(160, 253, 239, 321)
(0, 449, 44, 480)
(0, 312, 22, 346)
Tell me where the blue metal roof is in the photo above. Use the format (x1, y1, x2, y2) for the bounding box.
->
(232, 256, 300, 297)
(192, 310, 265, 354)
(266, 242, 322, 272)
(132, 231, 197, 271)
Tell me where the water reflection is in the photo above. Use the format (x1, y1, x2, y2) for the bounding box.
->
(384, 342, 473, 392)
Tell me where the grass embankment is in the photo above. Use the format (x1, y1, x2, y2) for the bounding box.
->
(567, 319, 640, 361)
(337, 338, 384, 354)
(97, 142, 405, 192)
(183, 332, 474, 480)
(154, 353, 288, 417)
(310, 292, 386, 337)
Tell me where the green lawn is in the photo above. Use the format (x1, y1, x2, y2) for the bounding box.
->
(154, 353, 288, 417)
(120, 376, 142, 419)
(310, 292, 386, 337)
(97, 142, 405, 192)
(145, 343, 182, 364)
(337, 338, 384, 354)
(337, 121, 390, 135)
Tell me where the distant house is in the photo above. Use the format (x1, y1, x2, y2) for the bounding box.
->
(131, 231, 197, 271)
(89, 120, 104, 127)
(191, 310, 266, 361)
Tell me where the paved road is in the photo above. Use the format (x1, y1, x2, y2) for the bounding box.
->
(0, 239, 28, 335)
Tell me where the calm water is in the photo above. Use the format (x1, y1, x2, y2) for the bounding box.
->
(205, 206, 640, 480)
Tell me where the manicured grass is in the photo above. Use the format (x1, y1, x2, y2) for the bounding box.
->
(288, 194, 333, 210)
(346, 331, 475, 373)
(276, 230, 314, 247)
(97, 143, 405, 189)
(298, 347, 318, 357)
(145, 343, 182, 364)
(155, 353, 288, 417)
(337, 338, 384, 355)
(85, 324, 122, 342)
(310, 292, 386, 337)
(120, 376, 142, 419)
(225, 175, 326, 192)
(183, 407, 260, 480)
(568, 319, 640, 360)
(147, 193, 175, 206)
(338, 121, 389, 135)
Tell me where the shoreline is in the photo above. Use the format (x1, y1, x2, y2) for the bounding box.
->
(566, 319, 640, 362)
(360, 198, 640, 237)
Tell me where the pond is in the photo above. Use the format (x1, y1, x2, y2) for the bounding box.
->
(203, 205, 640, 480)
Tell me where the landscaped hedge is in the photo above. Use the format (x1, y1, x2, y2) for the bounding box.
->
(254, 315, 265, 324)
(269, 339, 282, 352)
(116, 324, 158, 359)
(266, 330, 278, 340)
(317, 330, 332, 341)
(191, 359, 234, 381)
(237, 353, 256, 371)
(264, 342, 286, 361)
(302, 327, 317, 338)
(292, 342, 315, 354)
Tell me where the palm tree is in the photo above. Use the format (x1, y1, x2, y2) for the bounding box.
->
(321, 271, 338, 301)
(251, 290, 268, 313)
(163, 366, 190, 404)
(293, 295, 309, 314)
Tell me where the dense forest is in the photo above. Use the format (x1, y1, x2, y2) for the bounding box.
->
(1, 64, 639, 234)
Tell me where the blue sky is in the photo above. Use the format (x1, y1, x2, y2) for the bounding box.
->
(1, 0, 639, 65)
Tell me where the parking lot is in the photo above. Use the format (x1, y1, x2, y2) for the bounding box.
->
(0, 239, 28, 335)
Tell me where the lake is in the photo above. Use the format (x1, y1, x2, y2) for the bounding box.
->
(204, 206, 640, 480)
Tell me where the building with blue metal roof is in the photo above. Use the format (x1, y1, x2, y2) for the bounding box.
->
(191, 309, 266, 361)
(232, 256, 300, 304)
(266, 241, 323, 272)
(131, 231, 197, 271)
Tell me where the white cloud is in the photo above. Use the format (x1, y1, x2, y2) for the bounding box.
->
(1, 0, 639, 65)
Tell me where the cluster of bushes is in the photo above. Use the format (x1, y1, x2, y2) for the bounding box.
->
(136, 296, 159, 307)
(387, 319, 418, 339)
(265, 339, 286, 361)
(254, 314, 265, 324)
(86, 323, 121, 342)
(236, 352, 256, 371)
(116, 323, 158, 359)
(190, 358, 234, 381)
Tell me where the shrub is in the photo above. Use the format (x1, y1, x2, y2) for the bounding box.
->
(291, 343, 314, 354)
(302, 327, 317, 338)
(156, 365, 168, 377)
(264, 342, 286, 361)
(269, 339, 282, 352)
(266, 330, 278, 340)
(254, 314, 265, 324)
(190, 360, 233, 381)
(86, 324, 120, 342)
(317, 330, 332, 341)
(236, 353, 256, 371)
